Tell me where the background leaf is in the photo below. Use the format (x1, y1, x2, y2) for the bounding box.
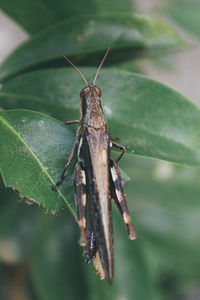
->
(119, 154, 200, 298)
(0, 14, 188, 81)
(0, 177, 36, 263)
(0, 0, 134, 34)
(162, 0, 200, 40)
(0, 109, 76, 216)
(30, 212, 87, 300)
(1, 68, 200, 166)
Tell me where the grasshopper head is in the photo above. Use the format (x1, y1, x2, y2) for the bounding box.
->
(80, 84, 102, 99)
(80, 84, 104, 121)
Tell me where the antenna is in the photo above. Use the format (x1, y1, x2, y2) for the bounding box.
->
(56, 48, 88, 85)
(93, 41, 113, 85)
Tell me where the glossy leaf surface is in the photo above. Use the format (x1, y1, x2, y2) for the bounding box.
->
(1, 68, 200, 165)
(0, 14, 187, 81)
(0, 110, 76, 216)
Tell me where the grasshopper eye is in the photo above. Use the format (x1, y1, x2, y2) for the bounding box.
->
(95, 87, 102, 97)
(80, 87, 90, 97)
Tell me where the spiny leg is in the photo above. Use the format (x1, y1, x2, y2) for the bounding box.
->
(110, 159, 136, 240)
(65, 120, 79, 125)
(74, 161, 87, 246)
(84, 231, 97, 263)
(111, 140, 126, 163)
(52, 138, 78, 190)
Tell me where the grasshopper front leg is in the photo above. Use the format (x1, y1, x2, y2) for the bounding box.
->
(52, 120, 80, 190)
(65, 120, 79, 125)
(52, 137, 78, 190)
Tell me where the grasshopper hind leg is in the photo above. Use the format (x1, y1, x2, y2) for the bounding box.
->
(74, 161, 87, 246)
(110, 159, 136, 240)
(84, 231, 97, 263)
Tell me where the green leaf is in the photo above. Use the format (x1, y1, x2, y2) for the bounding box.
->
(121, 155, 200, 277)
(30, 212, 87, 300)
(0, 109, 76, 216)
(0, 179, 36, 263)
(0, 93, 79, 122)
(1, 0, 134, 34)
(0, 14, 188, 81)
(133, 178, 200, 260)
(162, 0, 200, 39)
(1, 67, 200, 165)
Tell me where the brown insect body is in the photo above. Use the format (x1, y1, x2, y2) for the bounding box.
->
(79, 83, 113, 280)
(53, 45, 136, 282)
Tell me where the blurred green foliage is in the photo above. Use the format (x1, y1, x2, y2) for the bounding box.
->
(162, 0, 200, 40)
(0, 0, 200, 299)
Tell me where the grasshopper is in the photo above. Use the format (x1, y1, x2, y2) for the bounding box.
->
(53, 43, 136, 282)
